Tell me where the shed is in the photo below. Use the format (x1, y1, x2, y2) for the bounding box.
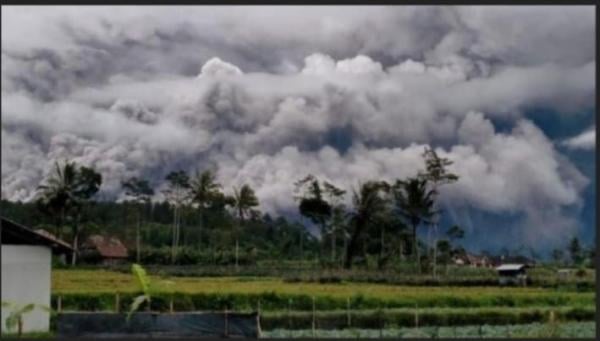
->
(1, 216, 73, 334)
(496, 264, 529, 286)
(80, 235, 129, 265)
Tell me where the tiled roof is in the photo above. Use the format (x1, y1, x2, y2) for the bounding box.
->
(83, 235, 129, 259)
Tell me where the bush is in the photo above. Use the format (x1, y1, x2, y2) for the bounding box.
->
(51, 290, 593, 313)
(259, 307, 596, 330)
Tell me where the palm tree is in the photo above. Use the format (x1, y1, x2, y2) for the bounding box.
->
(188, 170, 222, 249)
(418, 147, 458, 277)
(36, 161, 78, 239)
(294, 175, 332, 260)
(163, 170, 190, 264)
(122, 177, 154, 263)
(393, 177, 435, 273)
(344, 181, 390, 269)
(232, 184, 259, 269)
(36, 161, 102, 265)
(323, 182, 346, 264)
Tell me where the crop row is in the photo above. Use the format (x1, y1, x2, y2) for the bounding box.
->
(50, 291, 594, 312)
(262, 321, 596, 338)
(259, 306, 595, 330)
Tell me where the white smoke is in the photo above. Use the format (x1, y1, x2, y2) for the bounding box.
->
(1, 6, 595, 246)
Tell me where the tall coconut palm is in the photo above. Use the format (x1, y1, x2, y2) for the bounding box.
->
(36, 161, 102, 265)
(36, 161, 78, 239)
(294, 175, 332, 260)
(232, 184, 259, 269)
(418, 147, 459, 277)
(188, 170, 222, 249)
(122, 177, 154, 263)
(163, 170, 190, 264)
(323, 181, 346, 263)
(393, 177, 436, 273)
(344, 181, 390, 269)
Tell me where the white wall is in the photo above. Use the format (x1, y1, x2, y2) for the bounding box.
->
(1, 245, 52, 334)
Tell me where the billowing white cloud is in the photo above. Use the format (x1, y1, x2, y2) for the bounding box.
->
(198, 57, 243, 78)
(562, 127, 596, 150)
(1, 6, 595, 247)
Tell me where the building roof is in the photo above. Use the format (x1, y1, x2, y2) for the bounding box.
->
(496, 264, 527, 271)
(82, 235, 128, 259)
(1, 216, 73, 254)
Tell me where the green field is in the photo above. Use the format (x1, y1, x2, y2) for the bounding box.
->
(52, 270, 594, 305)
(52, 269, 594, 311)
(50, 269, 595, 334)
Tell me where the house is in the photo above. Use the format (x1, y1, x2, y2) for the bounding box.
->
(496, 263, 529, 286)
(1, 217, 73, 334)
(453, 253, 492, 268)
(79, 235, 129, 265)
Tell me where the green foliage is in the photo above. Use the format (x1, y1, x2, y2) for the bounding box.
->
(259, 306, 594, 330)
(50, 290, 593, 313)
(262, 321, 596, 338)
(126, 263, 176, 320)
(132, 264, 151, 295)
(1, 301, 53, 336)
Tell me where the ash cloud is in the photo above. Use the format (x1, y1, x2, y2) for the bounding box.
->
(1, 6, 595, 247)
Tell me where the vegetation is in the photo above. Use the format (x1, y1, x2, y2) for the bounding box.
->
(2, 146, 594, 271)
(1, 301, 53, 337)
(262, 321, 596, 338)
(35, 161, 101, 265)
(51, 270, 594, 311)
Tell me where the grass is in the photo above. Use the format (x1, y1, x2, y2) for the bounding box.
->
(52, 269, 592, 297)
(52, 269, 594, 311)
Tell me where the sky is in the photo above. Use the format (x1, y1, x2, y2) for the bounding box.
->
(1, 6, 596, 254)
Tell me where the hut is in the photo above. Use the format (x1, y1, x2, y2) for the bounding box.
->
(79, 235, 129, 265)
(453, 253, 492, 268)
(496, 264, 529, 286)
(1, 217, 73, 334)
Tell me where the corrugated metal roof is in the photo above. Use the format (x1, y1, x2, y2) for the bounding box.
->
(496, 264, 526, 271)
(1, 216, 73, 254)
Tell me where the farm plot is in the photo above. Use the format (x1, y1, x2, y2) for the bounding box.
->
(262, 321, 596, 338)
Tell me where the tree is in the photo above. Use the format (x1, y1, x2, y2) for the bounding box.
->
(122, 177, 155, 263)
(568, 237, 582, 266)
(36, 161, 101, 265)
(163, 170, 190, 264)
(344, 181, 390, 269)
(36, 161, 79, 239)
(436, 239, 453, 275)
(294, 175, 332, 259)
(446, 224, 465, 250)
(232, 184, 259, 269)
(188, 170, 223, 249)
(323, 181, 346, 263)
(418, 147, 459, 277)
(551, 248, 564, 266)
(393, 177, 436, 273)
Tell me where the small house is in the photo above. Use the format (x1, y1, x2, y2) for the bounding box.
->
(79, 235, 129, 265)
(453, 253, 492, 268)
(1, 217, 73, 334)
(496, 264, 529, 286)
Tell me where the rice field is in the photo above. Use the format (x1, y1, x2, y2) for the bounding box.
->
(52, 270, 594, 303)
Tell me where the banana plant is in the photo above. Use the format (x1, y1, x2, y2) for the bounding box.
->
(1, 301, 53, 337)
(127, 264, 174, 321)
